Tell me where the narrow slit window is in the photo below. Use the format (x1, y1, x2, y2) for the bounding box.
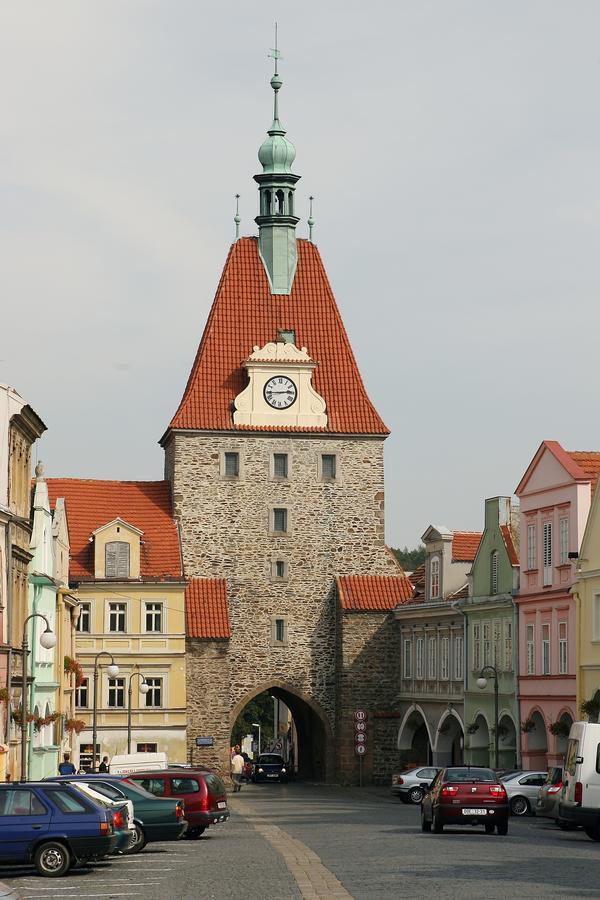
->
(273, 508, 288, 533)
(273, 453, 288, 479)
(275, 560, 285, 578)
(321, 454, 337, 481)
(275, 619, 285, 642)
(224, 452, 239, 478)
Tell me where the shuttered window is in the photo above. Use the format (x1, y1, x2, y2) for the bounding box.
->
(491, 551, 499, 595)
(415, 638, 424, 679)
(493, 619, 502, 667)
(559, 518, 569, 565)
(403, 639, 412, 677)
(105, 541, 130, 579)
(440, 637, 449, 680)
(526, 624, 535, 674)
(527, 524, 536, 570)
(543, 522, 553, 586)
(503, 620, 513, 672)
(454, 635, 464, 681)
(558, 622, 567, 674)
(473, 624, 481, 671)
(483, 622, 491, 666)
(427, 636, 437, 679)
(542, 623, 551, 674)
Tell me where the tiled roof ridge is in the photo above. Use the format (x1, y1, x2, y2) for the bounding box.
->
(185, 577, 231, 639)
(46, 477, 169, 486)
(336, 573, 414, 611)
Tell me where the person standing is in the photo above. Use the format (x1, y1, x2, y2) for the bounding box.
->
(58, 753, 76, 775)
(231, 747, 244, 793)
(98, 755, 110, 773)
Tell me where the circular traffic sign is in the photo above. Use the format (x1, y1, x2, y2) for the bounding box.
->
(355, 721, 366, 733)
(355, 732, 366, 743)
(355, 743, 366, 755)
(354, 709, 367, 721)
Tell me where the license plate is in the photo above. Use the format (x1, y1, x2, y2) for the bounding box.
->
(462, 808, 487, 815)
(267, 774, 278, 778)
(217, 801, 227, 809)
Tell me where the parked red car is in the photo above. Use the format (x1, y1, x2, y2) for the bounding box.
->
(127, 769, 229, 839)
(421, 766, 509, 835)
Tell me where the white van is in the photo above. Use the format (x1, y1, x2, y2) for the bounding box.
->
(559, 721, 600, 840)
(109, 752, 168, 775)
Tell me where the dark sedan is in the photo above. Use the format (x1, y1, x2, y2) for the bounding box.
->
(252, 753, 289, 783)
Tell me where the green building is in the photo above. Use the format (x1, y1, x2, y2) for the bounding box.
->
(459, 497, 520, 769)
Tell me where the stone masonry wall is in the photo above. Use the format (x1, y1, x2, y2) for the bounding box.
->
(167, 431, 399, 780)
(336, 609, 401, 784)
(185, 638, 231, 778)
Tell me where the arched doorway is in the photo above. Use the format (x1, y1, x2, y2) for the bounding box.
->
(397, 707, 432, 766)
(468, 713, 490, 766)
(525, 710, 548, 769)
(230, 681, 333, 781)
(435, 712, 464, 766)
(498, 714, 517, 769)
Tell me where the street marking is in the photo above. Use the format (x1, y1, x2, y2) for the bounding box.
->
(232, 797, 354, 899)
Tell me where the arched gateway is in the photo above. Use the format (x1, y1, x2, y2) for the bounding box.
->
(161, 53, 410, 784)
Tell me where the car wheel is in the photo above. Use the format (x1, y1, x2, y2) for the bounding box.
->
(34, 842, 71, 877)
(185, 827, 206, 839)
(510, 796, 530, 816)
(432, 809, 444, 834)
(408, 787, 424, 805)
(420, 808, 431, 833)
(584, 825, 600, 842)
(122, 823, 146, 855)
(484, 822, 495, 834)
(497, 821, 509, 836)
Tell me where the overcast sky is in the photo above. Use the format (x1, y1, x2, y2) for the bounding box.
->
(2, 1, 600, 547)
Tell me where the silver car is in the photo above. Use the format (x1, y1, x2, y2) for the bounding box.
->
(501, 770, 547, 816)
(391, 766, 439, 804)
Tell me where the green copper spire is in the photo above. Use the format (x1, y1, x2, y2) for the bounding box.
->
(255, 29, 300, 295)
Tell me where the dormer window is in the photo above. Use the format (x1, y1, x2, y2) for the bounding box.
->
(105, 541, 130, 579)
(430, 556, 440, 599)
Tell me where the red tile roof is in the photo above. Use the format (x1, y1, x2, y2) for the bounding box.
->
(46, 479, 182, 580)
(451, 532, 482, 562)
(186, 578, 231, 639)
(166, 237, 388, 436)
(448, 584, 469, 600)
(568, 451, 600, 496)
(500, 524, 519, 566)
(337, 575, 414, 611)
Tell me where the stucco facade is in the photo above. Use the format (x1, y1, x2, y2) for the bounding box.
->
(515, 441, 599, 768)
(459, 497, 520, 768)
(572, 475, 600, 719)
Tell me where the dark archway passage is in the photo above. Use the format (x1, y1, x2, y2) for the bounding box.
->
(230, 681, 333, 781)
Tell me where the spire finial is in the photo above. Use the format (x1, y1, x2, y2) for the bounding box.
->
(268, 23, 284, 132)
(234, 194, 241, 240)
(308, 196, 315, 243)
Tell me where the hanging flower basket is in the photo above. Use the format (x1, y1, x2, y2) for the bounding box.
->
(33, 711, 63, 733)
(466, 722, 479, 735)
(64, 656, 85, 688)
(65, 718, 86, 735)
(549, 720, 570, 737)
(581, 698, 600, 722)
(11, 707, 35, 726)
(521, 718, 535, 733)
(0, 688, 9, 703)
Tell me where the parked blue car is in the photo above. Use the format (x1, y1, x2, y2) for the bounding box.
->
(0, 782, 116, 877)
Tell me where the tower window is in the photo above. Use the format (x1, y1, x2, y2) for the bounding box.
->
(275, 560, 285, 578)
(288, 191, 294, 215)
(321, 454, 337, 481)
(271, 616, 288, 645)
(272, 508, 288, 533)
(224, 452, 240, 478)
(265, 191, 272, 215)
(276, 189, 285, 215)
(273, 453, 289, 479)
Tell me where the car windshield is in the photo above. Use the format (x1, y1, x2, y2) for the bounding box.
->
(82, 781, 126, 801)
(259, 755, 284, 765)
(444, 767, 496, 783)
(546, 767, 563, 785)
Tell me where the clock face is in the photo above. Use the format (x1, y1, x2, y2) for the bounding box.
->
(264, 375, 298, 409)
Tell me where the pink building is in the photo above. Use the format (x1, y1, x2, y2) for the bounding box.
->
(515, 441, 600, 768)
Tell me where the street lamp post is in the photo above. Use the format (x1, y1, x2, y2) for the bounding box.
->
(91, 651, 119, 772)
(252, 722, 261, 756)
(127, 672, 149, 754)
(21, 613, 57, 781)
(477, 665, 499, 768)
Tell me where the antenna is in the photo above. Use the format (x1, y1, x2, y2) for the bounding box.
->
(269, 22, 281, 74)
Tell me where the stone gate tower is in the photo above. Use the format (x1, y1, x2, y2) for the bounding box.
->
(161, 52, 410, 783)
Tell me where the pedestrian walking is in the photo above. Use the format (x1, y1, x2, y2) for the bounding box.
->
(58, 753, 76, 775)
(98, 755, 110, 773)
(231, 746, 244, 793)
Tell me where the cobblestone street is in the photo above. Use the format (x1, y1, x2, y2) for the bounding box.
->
(2, 783, 600, 899)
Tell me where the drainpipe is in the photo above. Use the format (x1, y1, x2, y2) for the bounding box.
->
(572, 590, 581, 716)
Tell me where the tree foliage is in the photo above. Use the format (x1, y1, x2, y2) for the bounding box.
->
(391, 545, 426, 570)
(231, 690, 275, 748)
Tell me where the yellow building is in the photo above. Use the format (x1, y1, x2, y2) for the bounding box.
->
(47, 479, 187, 767)
(573, 471, 600, 718)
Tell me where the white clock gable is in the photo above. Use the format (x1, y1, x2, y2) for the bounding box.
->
(233, 341, 327, 428)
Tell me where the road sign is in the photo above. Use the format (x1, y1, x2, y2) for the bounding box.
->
(195, 736, 214, 747)
(355, 721, 366, 733)
(355, 743, 366, 755)
(354, 709, 367, 722)
(355, 732, 366, 743)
